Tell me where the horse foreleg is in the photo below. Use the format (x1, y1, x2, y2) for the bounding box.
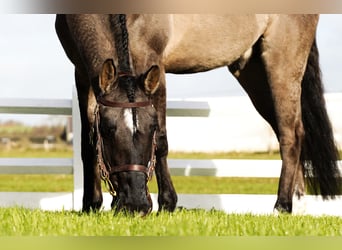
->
(155, 143, 178, 212)
(152, 71, 177, 212)
(75, 71, 103, 212)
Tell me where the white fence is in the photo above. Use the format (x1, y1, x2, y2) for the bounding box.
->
(0, 91, 342, 216)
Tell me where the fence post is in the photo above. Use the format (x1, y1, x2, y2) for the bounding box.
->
(72, 88, 83, 211)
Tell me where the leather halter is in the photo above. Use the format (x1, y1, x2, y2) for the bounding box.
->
(97, 95, 152, 108)
(93, 94, 157, 197)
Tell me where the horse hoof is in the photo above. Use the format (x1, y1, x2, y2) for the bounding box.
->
(274, 200, 292, 214)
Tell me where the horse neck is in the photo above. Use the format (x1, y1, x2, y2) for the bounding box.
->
(111, 14, 133, 74)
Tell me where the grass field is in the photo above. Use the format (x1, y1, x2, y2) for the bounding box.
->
(0, 207, 342, 236)
(1, 149, 342, 237)
(0, 174, 279, 194)
(0, 147, 73, 158)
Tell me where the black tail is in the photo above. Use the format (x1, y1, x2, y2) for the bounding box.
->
(301, 38, 341, 198)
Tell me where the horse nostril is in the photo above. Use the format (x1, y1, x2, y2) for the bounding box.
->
(113, 187, 153, 216)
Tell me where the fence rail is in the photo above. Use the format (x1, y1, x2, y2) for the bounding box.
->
(0, 158, 284, 177)
(1, 158, 340, 177)
(0, 158, 73, 175)
(0, 98, 210, 117)
(1, 92, 341, 216)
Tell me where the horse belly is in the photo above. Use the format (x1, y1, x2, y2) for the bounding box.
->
(163, 15, 268, 73)
(165, 47, 248, 73)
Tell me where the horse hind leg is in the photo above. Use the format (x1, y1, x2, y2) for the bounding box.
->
(228, 39, 306, 213)
(260, 35, 313, 213)
(228, 41, 278, 135)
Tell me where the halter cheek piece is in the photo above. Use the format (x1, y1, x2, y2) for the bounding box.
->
(93, 95, 157, 197)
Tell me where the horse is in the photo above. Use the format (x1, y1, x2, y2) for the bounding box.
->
(55, 14, 341, 215)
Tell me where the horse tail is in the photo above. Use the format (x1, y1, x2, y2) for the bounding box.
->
(300, 38, 341, 198)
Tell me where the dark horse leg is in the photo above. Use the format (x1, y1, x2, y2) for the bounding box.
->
(75, 71, 103, 212)
(229, 39, 306, 213)
(152, 68, 178, 212)
(56, 15, 103, 212)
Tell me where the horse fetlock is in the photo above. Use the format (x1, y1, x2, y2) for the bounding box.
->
(156, 134, 168, 156)
(158, 191, 178, 212)
(293, 183, 305, 199)
(82, 195, 103, 212)
(274, 199, 292, 214)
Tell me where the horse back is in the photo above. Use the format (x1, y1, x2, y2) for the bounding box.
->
(144, 14, 318, 74)
(161, 14, 270, 73)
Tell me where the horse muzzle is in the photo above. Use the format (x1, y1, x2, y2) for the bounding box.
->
(113, 188, 153, 216)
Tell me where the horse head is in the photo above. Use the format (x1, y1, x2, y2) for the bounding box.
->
(93, 59, 160, 215)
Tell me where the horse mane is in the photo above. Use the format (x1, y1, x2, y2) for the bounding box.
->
(111, 14, 138, 131)
(111, 14, 132, 74)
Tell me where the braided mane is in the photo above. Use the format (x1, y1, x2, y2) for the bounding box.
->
(111, 14, 138, 131)
(111, 14, 131, 74)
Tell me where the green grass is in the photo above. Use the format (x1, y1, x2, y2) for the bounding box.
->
(0, 147, 73, 158)
(151, 176, 278, 194)
(0, 148, 280, 159)
(0, 174, 278, 194)
(0, 174, 74, 192)
(169, 151, 281, 159)
(0, 207, 341, 236)
(1, 149, 341, 237)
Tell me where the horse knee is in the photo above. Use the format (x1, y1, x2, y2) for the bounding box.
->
(156, 131, 168, 156)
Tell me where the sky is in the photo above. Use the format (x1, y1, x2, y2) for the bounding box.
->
(1, 14, 342, 124)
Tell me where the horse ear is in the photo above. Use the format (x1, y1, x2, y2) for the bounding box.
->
(144, 65, 160, 95)
(99, 59, 116, 92)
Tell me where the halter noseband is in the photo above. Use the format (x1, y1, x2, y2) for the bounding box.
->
(93, 94, 157, 197)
